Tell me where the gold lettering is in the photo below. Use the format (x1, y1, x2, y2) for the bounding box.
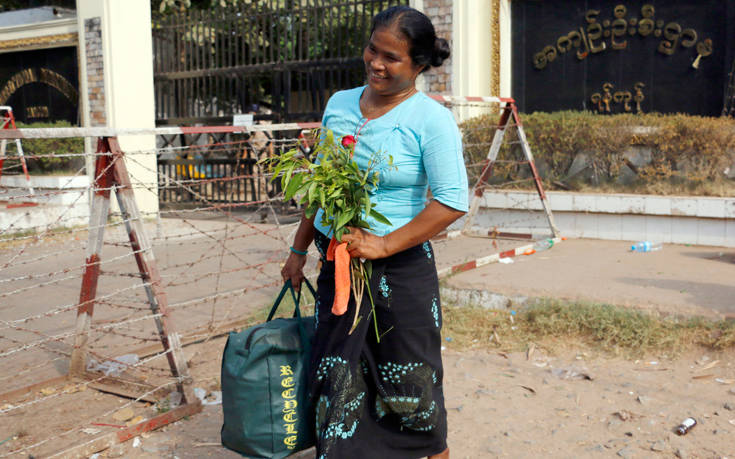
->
(279, 365, 294, 376)
(557, 35, 572, 54)
(587, 22, 607, 54)
(576, 27, 591, 60)
(0, 67, 78, 106)
(681, 29, 697, 48)
(532, 51, 547, 70)
(590, 93, 602, 113)
(284, 411, 298, 423)
(611, 10, 628, 50)
(282, 388, 296, 399)
(613, 5, 626, 19)
(283, 399, 298, 411)
(283, 435, 297, 449)
(281, 376, 295, 388)
(658, 23, 682, 56)
(601, 83, 613, 113)
(284, 423, 297, 434)
(26, 106, 49, 118)
(38, 68, 78, 103)
(633, 82, 645, 113)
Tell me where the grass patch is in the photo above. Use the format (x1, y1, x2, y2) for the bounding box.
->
(441, 298, 735, 357)
(0, 225, 88, 250)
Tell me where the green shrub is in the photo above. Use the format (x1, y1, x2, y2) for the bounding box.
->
(4, 121, 84, 175)
(459, 111, 735, 196)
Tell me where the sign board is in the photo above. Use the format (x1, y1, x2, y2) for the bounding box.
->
(0, 47, 79, 124)
(511, 0, 735, 116)
(232, 113, 254, 126)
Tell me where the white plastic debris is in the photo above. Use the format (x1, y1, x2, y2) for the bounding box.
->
(194, 387, 222, 406)
(498, 257, 514, 264)
(86, 354, 139, 377)
(132, 437, 141, 448)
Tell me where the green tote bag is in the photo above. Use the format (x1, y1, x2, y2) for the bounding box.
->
(221, 279, 316, 458)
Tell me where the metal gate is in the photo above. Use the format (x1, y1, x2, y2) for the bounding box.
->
(152, 0, 408, 126)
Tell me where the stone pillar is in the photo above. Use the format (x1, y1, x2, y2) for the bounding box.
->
(418, 0, 453, 95)
(76, 0, 158, 215)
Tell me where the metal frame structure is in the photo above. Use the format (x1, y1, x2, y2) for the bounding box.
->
(152, 0, 409, 126)
(0, 96, 560, 454)
(429, 95, 560, 239)
(0, 106, 34, 196)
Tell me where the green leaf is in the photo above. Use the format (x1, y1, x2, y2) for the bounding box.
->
(308, 181, 318, 205)
(335, 208, 355, 232)
(370, 208, 391, 225)
(283, 173, 303, 200)
(364, 260, 372, 279)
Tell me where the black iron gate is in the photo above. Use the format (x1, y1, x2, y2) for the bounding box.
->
(152, 0, 408, 126)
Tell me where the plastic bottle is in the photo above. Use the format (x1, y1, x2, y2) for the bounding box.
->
(534, 238, 555, 251)
(675, 417, 697, 435)
(631, 241, 662, 252)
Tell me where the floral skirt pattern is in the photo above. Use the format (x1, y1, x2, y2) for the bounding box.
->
(309, 230, 448, 459)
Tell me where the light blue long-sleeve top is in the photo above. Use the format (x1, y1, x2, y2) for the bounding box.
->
(313, 86, 468, 238)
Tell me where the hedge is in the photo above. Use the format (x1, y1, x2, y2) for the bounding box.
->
(459, 111, 735, 196)
(3, 121, 84, 175)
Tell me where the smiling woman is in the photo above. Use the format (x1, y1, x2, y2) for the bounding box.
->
(280, 6, 465, 459)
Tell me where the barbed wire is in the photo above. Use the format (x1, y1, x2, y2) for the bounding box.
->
(0, 112, 554, 456)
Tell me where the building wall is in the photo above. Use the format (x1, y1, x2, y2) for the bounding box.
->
(83, 17, 105, 126)
(414, 0, 512, 122)
(421, 0, 453, 94)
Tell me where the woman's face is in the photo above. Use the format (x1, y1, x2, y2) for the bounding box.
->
(363, 25, 423, 97)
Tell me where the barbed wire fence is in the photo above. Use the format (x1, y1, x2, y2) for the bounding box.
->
(0, 98, 559, 457)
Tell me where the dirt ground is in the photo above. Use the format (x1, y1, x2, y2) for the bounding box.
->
(117, 238, 735, 459)
(117, 337, 735, 459)
(3, 225, 735, 458)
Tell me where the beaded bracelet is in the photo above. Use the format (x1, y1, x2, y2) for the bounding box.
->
(290, 246, 308, 256)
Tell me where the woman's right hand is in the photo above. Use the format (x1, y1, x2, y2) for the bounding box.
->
(281, 252, 307, 291)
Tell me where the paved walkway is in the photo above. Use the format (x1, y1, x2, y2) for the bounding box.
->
(436, 237, 735, 319)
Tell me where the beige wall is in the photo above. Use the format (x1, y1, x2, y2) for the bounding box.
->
(77, 0, 158, 215)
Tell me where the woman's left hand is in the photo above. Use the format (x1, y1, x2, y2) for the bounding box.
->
(340, 227, 390, 260)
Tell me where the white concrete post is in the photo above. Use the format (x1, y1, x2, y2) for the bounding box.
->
(499, 0, 512, 99)
(76, 0, 158, 216)
(451, 0, 493, 122)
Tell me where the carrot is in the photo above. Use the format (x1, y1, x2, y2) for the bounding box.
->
(331, 241, 351, 316)
(326, 237, 338, 261)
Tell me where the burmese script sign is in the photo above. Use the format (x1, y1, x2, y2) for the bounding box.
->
(511, 0, 734, 116)
(0, 47, 79, 124)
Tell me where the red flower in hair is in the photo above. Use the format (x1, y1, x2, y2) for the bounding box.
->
(341, 135, 357, 148)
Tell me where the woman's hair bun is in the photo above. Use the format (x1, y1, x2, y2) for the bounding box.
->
(431, 37, 451, 67)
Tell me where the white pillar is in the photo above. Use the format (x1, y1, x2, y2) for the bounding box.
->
(499, 0, 512, 100)
(76, 0, 158, 215)
(451, 0, 493, 122)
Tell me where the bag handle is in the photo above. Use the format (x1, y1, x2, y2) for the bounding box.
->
(267, 278, 316, 322)
(266, 279, 316, 352)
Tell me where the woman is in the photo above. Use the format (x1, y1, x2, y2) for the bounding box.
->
(281, 6, 467, 458)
